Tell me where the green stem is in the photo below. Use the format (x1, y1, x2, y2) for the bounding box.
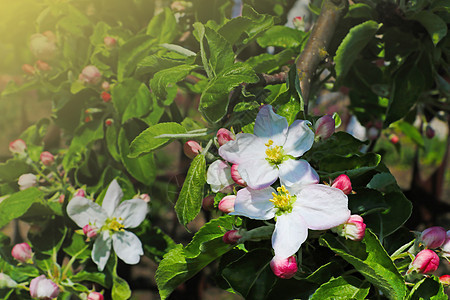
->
(61, 245, 89, 280)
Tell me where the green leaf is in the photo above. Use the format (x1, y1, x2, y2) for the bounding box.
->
(393, 121, 424, 147)
(367, 172, 399, 193)
(105, 124, 121, 162)
(310, 276, 370, 300)
(218, 16, 254, 45)
(146, 7, 178, 43)
(318, 153, 381, 173)
(204, 26, 235, 76)
(334, 21, 380, 82)
(241, 5, 276, 44)
(0, 188, 44, 228)
(129, 122, 186, 158)
(409, 11, 447, 45)
(111, 78, 141, 120)
(156, 216, 235, 299)
(112, 255, 131, 300)
(117, 35, 156, 81)
(408, 276, 447, 300)
(150, 64, 198, 101)
(320, 230, 407, 300)
(193, 22, 212, 78)
(348, 3, 374, 19)
(0, 159, 32, 184)
(257, 26, 306, 48)
(121, 82, 153, 123)
(71, 271, 107, 287)
(175, 154, 206, 226)
(246, 49, 295, 74)
(199, 63, 259, 123)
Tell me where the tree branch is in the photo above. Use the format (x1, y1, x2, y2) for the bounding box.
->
(296, 0, 348, 113)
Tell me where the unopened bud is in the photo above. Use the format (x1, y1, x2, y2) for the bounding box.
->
(218, 195, 235, 214)
(29, 32, 57, 60)
(202, 195, 214, 211)
(101, 91, 111, 102)
(217, 128, 235, 146)
(409, 249, 439, 274)
(104, 36, 117, 48)
(331, 174, 352, 195)
(30, 275, 60, 299)
(170, 1, 191, 11)
(104, 119, 113, 127)
(18, 173, 37, 190)
(79, 65, 101, 85)
(75, 189, 86, 197)
(139, 193, 151, 203)
(22, 64, 35, 75)
(9, 139, 27, 154)
(40, 151, 54, 166)
(101, 81, 110, 91)
(230, 164, 246, 186)
(439, 275, 450, 286)
(292, 16, 305, 30)
(425, 125, 435, 139)
(0, 273, 17, 288)
(270, 255, 298, 279)
(223, 230, 242, 244)
(315, 115, 335, 140)
(83, 224, 98, 239)
(85, 115, 92, 123)
(183, 140, 202, 159)
(420, 226, 446, 249)
(58, 194, 65, 204)
(88, 291, 104, 300)
(389, 134, 399, 144)
(332, 215, 366, 241)
(11, 243, 33, 263)
(36, 60, 51, 71)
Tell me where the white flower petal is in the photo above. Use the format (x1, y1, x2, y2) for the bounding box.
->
(231, 187, 276, 220)
(296, 184, 350, 230)
(112, 231, 143, 265)
(219, 133, 265, 165)
(283, 120, 314, 157)
(113, 199, 148, 228)
(279, 159, 319, 189)
(272, 212, 308, 259)
(253, 105, 288, 146)
(238, 159, 279, 190)
(92, 231, 112, 271)
(206, 160, 234, 193)
(102, 179, 123, 216)
(66, 197, 108, 228)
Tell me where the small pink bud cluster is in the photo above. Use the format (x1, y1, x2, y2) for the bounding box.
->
(218, 195, 235, 214)
(29, 275, 60, 299)
(18, 173, 37, 190)
(36, 60, 51, 71)
(101, 91, 111, 102)
(9, 139, 27, 154)
(216, 128, 235, 146)
(139, 193, 151, 203)
(88, 291, 104, 300)
(40, 151, 54, 166)
(292, 16, 305, 30)
(314, 115, 335, 140)
(230, 164, 246, 186)
(79, 65, 101, 85)
(83, 224, 98, 239)
(11, 243, 33, 263)
(331, 174, 352, 195)
(332, 215, 366, 241)
(29, 31, 57, 60)
(223, 230, 242, 244)
(270, 256, 298, 279)
(409, 249, 440, 274)
(104, 36, 117, 48)
(183, 140, 202, 159)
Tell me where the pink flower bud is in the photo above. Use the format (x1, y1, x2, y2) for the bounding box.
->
(139, 193, 151, 203)
(101, 81, 110, 91)
(270, 256, 298, 279)
(439, 275, 450, 286)
(230, 164, 246, 186)
(202, 195, 215, 211)
(170, 1, 189, 11)
(36, 60, 51, 71)
(75, 189, 86, 197)
(421, 226, 446, 249)
(104, 36, 117, 48)
(83, 224, 98, 239)
(22, 64, 36, 75)
(101, 91, 111, 102)
(88, 291, 104, 300)
(218, 195, 235, 214)
(29, 33, 57, 60)
(389, 134, 399, 144)
(410, 249, 440, 274)
(314, 115, 335, 140)
(223, 230, 242, 244)
(183, 140, 202, 159)
(332, 215, 366, 241)
(58, 194, 65, 204)
(79, 65, 101, 85)
(292, 16, 305, 30)
(331, 174, 352, 195)
(9, 139, 27, 154)
(30, 275, 60, 299)
(18, 173, 37, 190)
(11, 243, 33, 263)
(105, 119, 114, 126)
(217, 128, 235, 146)
(40, 151, 54, 166)
(425, 125, 435, 139)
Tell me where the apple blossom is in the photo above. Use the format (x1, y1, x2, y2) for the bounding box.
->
(206, 160, 234, 193)
(79, 65, 101, 85)
(183, 140, 202, 159)
(331, 174, 352, 195)
(409, 249, 439, 274)
(0, 273, 17, 288)
(218, 195, 236, 214)
(217, 128, 235, 146)
(223, 230, 242, 244)
(230, 164, 246, 186)
(88, 291, 104, 300)
(40, 151, 54, 166)
(219, 105, 315, 189)
(270, 255, 298, 279)
(18, 173, 37, 190)
(67, 180, 148, 271)
(314, 115, 335, 140)
(29, 32, 57, 60)
(332, 215, 366, 241)
(11, 242, 33, 263)
(231, 165, 350, 262)
(420, 226, 446, 249)
(9, 139, 27, 154)
(29, 275, 59, 299)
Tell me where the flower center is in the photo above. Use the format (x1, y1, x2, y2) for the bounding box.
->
(270, 185, 295, 214)
(265, 140, 285, 165)
(106, 217, 124, 232)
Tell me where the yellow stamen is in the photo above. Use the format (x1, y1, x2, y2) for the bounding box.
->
(265, 139, 284, 165)
(265, 140, 274, 147)
(107, 217, 124, 232)
(270, 186, 294, 213)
